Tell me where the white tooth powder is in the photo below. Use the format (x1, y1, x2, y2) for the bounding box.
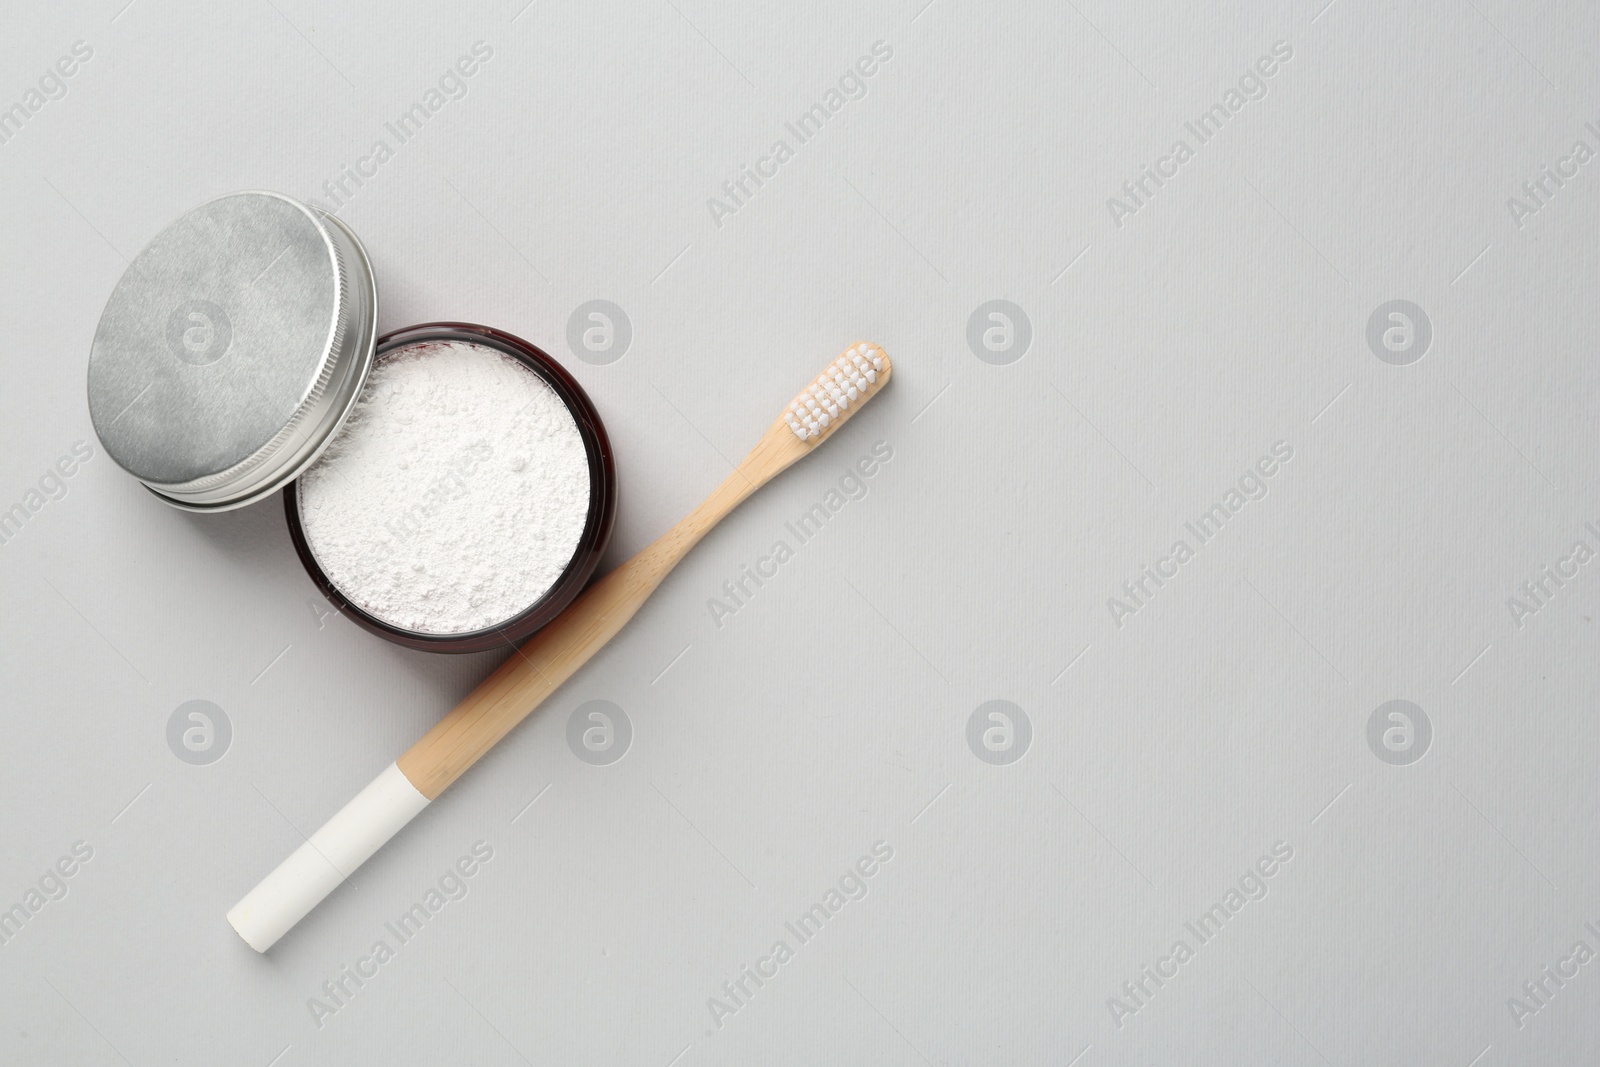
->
(297, 339, 591, 634)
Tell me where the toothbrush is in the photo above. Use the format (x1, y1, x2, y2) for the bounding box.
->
(228, 342, 892, 951)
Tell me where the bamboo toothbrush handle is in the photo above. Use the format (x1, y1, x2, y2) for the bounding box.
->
(227, 343, 891, 951)
(398, 382, 851, 795)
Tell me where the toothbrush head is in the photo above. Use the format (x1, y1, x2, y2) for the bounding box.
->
(782, 342, 892, 445)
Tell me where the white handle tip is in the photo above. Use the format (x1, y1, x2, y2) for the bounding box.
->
(227, 763, 429, 952)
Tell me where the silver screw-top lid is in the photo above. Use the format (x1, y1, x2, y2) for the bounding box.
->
(87, 191, 377, 511)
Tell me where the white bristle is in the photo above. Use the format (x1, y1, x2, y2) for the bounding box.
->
(781, 343, 887, 444)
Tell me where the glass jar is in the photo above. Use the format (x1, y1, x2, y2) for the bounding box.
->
(282, 322, 617, 653)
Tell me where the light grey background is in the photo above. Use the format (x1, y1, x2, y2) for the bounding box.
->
(2, 1, 1597, 1064)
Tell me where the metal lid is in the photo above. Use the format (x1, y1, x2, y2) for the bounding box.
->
(87, 191, 377, 511)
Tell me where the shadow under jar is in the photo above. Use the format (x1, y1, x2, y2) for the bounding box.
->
(285, 323, 616, 653)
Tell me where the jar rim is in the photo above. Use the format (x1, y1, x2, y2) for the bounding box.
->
(283, 322, 618, 653)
